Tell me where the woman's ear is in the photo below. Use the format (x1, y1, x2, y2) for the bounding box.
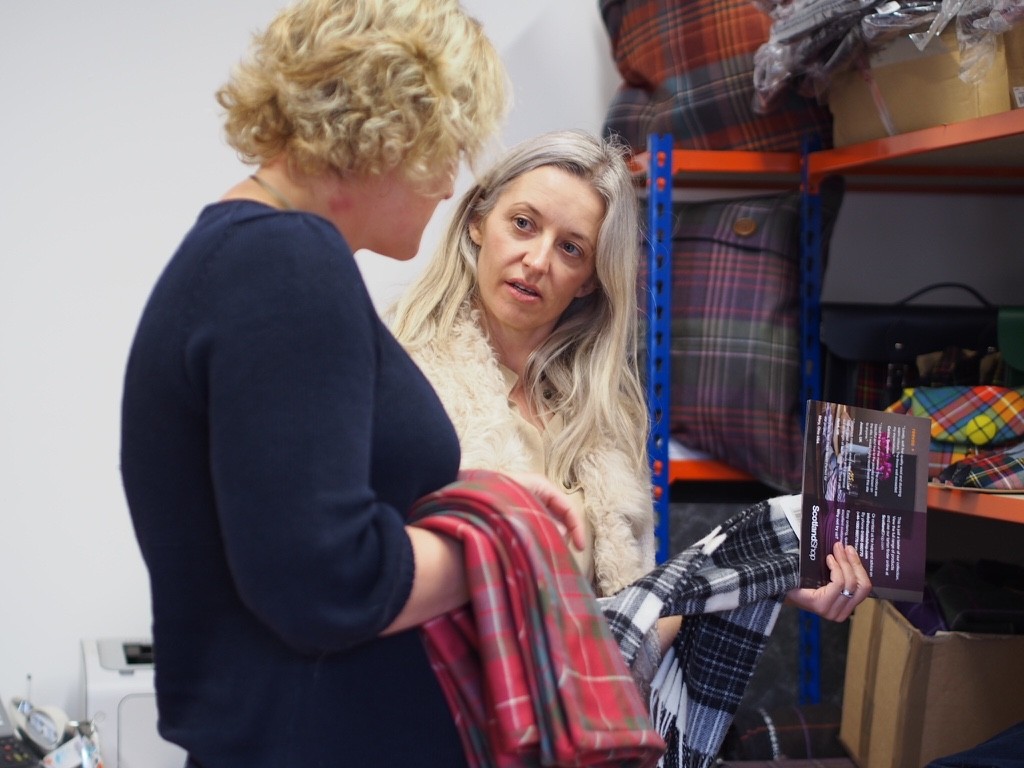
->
(468, 219, 483, 246)
(574, 276, 598, 298)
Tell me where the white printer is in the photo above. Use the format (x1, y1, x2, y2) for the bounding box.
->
(80, 638, 187, 768)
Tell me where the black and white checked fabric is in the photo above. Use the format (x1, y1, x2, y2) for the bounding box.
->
(599, 498, 801, 768)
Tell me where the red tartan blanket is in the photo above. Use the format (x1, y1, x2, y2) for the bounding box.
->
(411, 470, 665, 768)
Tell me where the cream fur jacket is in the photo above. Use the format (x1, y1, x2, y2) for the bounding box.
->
(405, 309, 656, 596)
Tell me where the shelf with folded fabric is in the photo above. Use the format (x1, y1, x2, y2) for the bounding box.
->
(643, 114, 1024, 706)
(642, 111, 1024, 533)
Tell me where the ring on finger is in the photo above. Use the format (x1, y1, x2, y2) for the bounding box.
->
(840, 588, 855, 598)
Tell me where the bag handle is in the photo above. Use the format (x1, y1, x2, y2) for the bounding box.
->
(897, 282, 993, 308)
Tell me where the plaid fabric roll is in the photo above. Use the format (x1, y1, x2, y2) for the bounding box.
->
(411, 473, 798, 768)
(599, 498, 800, 768)
(923, 441, 984, 480)
(411, 470, 665, 768)
(936, 440, 1024, 491)
(600, 0, 833, 151)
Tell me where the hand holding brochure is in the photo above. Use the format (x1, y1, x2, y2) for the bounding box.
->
(800, 400, 930, 602)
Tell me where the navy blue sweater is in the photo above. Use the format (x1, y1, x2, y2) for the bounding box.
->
(120, 202, 465, 766)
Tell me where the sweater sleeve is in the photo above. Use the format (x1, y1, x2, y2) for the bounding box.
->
(185, 214, 421, 653)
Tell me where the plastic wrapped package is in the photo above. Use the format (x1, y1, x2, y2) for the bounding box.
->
(770, 0, 879, 42)
(958, 0, 1003, 81)
(861, 0, 941, 44)
(756, 0, 1020, 111)
(753, 0, 881, 111)
(957, 0, 1024, 82)
(969, 0, 1024, 31)
(909, 0, 965, 49)
(802, 25, 871, 101)
(752, 39, 800, 110)
(754, 17, 857, 109)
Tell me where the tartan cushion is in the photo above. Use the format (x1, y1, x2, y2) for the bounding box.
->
(600, 0, 834, 151)
(657, 188, 841, 491)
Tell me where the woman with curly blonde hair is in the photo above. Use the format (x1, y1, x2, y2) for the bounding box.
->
(120, 2, 579, 766)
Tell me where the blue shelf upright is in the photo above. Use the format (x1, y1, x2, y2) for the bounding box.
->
(646, 134, 674, 564)
(798, 135, 825, 706)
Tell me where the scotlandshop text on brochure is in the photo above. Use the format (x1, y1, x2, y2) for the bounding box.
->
(800, 400, 930, 602)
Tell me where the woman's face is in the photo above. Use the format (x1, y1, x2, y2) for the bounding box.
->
(470, 165, 603, 355)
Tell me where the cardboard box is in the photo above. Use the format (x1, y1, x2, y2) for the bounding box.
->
(829, 30, 1011, 146)
(1006, 23, 1024, 108)
(839, 598, 1024, 767)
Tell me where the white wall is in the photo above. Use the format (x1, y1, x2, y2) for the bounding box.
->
(0, 0, 619, 715)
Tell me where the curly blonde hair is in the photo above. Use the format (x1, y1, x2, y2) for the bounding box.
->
(217, 0, 508, 183)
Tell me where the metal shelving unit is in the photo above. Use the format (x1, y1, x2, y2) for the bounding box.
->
(642, 109, 1024, 705)
(643, 109, 1024, 542)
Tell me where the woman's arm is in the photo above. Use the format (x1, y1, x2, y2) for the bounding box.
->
(381, 472, 585, 635)
(381, 527, 469, 635)
(653, 540, 870, 654)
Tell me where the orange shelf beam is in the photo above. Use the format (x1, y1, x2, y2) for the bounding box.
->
(630, 148, 800, 181)
(631, 111, 1024, 191)
(669, 464, 1024, 523)
(807, 109, 1024, 190)
(669, 149, 800, 176)
(927, 485, 1024, 525)
(669, 458, 756, 483)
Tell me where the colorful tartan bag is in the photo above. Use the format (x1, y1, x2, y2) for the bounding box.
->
(886, 385, 1024, 478)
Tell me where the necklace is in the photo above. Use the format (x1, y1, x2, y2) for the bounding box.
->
(249, 173, 294, 210)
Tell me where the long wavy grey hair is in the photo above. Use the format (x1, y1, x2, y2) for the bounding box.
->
(389, 129, 649, 488)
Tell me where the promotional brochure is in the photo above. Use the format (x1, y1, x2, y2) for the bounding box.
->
(800, 400, 930, 602)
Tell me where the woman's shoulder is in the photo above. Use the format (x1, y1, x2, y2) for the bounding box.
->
(201, 200, 347, 251)
(188, 202, 359, 279)
(169, 201, 374, 323)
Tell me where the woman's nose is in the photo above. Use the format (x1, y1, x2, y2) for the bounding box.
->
(441, 162, 459, 200)
(522, 242, 552, 273)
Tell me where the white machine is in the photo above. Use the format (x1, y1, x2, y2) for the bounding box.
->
(80, 638, 187, 768)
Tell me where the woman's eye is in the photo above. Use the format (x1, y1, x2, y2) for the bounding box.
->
(512, 215, 531, 230)
(562, 242, 582, 258)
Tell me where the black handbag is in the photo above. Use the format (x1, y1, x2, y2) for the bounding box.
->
(820, 282, 1000, 409)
